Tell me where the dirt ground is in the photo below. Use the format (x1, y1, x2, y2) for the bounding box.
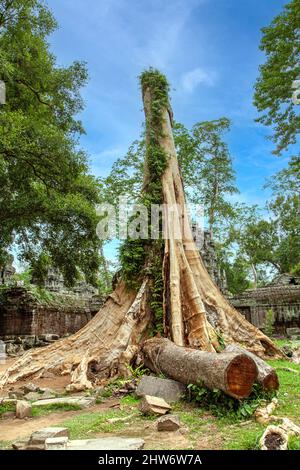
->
(0, 357, 70, 398)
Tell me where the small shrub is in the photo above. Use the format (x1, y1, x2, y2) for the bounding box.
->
(264, 308, 275, 337)
(187, 382, 276, 422)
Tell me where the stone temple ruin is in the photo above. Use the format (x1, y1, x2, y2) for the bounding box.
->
(231, 274, 300, 337)
(1, 238, 300, 356)
(0, 262, 102, 355)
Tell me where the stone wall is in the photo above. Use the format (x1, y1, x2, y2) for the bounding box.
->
(231, 282, 300, 335)
(0, 287, 102, 340)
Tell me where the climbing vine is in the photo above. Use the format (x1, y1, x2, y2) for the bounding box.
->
(119, 69, 170, 331)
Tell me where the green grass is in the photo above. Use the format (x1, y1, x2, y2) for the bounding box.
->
(31, 403, 82, 417)
(0, 402, 15, 417)
(288, 436, 300, 450)
(267, 358, 300, 423)
(120, 394, 140, 406)
(220, 422, 264, 450)
(0, 441, 11, 450)
(61, 409, 131, 438)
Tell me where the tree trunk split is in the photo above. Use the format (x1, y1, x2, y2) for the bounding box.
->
(0, 79, 283, 393)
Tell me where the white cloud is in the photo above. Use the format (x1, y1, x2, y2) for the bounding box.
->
(181, 67, 217, 93)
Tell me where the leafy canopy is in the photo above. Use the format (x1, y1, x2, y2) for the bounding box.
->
(0, 0, 101, 285)
(254, 0, 300, 156)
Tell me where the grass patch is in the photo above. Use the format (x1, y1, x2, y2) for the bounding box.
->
(31, 403, 82, 417)
(267, 358, 300, 423)
(120, 394, 140, 407)
(288, 436, 300, 450)
(61, 409, 131, 438)
(220, 422, 264, 450)
(0, 441, 11, 449)
(0, 402, 15, 417)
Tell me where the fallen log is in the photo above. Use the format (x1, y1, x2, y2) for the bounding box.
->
(224, 344, 279, 391)
(142, 338, 258, 399)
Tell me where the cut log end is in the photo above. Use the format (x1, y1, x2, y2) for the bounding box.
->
(226, 354, 258, 399)
(262, 371, 280, 391)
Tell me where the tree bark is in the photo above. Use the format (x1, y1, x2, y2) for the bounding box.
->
(0, 71, 283, 393)
(143, 338, 258, 399)
(224, 344, 279, 390)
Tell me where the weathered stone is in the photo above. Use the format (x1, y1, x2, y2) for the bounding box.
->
(1, 411, 15, 419)
(22, 382, 39, 393)
(10, 388, 24, 398)
(0, 398, 17, 405)
(287, 328, 300, 338)
(156, 414, 181, 431)
(139, 395, 171, 416)
(16, 400, 32, 419)
(32, 396, 95, 408)
(39, 334, 60, 342)
(40, 389, 56, 400)
(136, 376, 186, 402)
(29, 427, 69, 447)
(45, 437, 68, 450)
(67, 438, 145, 450)
(24, 391, 41, 401)
(40, 370, 56, 379)
(12, 439, 29, 450)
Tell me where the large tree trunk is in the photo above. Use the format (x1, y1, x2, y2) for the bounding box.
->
(143, 338, 258, 399)
(0, 71, 283, 392)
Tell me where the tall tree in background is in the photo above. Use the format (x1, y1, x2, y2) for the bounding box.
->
(188, 118, 238, 239)
(101, 118, 238, 241)
(0, 0, 101, 285)
(254, 0, 300, 156)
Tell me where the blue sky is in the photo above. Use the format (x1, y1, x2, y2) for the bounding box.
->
(47, 0, 289, 259)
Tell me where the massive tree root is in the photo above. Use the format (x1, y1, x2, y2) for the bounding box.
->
(0, 71, 283, 392)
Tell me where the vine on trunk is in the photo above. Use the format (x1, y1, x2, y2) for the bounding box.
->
(119, 69, 170, 331)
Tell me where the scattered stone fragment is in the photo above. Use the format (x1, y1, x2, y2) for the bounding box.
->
(136, 376, 186, 402)
(45, 437, 69, 450)
(40, 390, 56, 400)
(32, 396, 95, 408)
(39, 370, 56, 379)
(67, 437, 145, 450)
(22, 383, 39, 394)
(24, 391, 41, 401)
(9, 389, 24, 399)
(29, 427, 69, 447)
(286, 328, 300, 339)
(139, 395, 171, 416)
(16, 400, 32, 419)
(255, 398, 279, 425)
(156, 414, 181, 431)
(12, 439, 29, 450)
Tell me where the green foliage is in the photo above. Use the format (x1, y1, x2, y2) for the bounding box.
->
(0, 402, 15, 417)
(264, 309, 275, 337)
(118, 69, 170, 331)
(0, 0, 101, 286)
(288, 436, 300, 450)
(221, 255, 251, 295)
(32, 403, 81, 417)
(187, 383, 276, 423)
(126, 363, 150, 379)
(254, 0, 300, 156)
